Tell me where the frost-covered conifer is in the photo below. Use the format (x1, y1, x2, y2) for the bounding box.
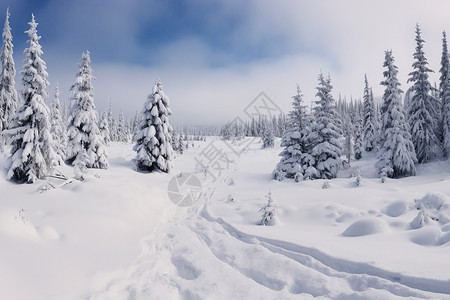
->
(0, 8, 19, 134)
(407, 24, 440, 163)
(308, 73, 342, 179)
(273, 86, 308, 181)
(261, 119, 274, 149)
(259, 191, 278, 226)
(5, 15, 56, 183)
(171, 129, 179, 152)
(50, 84, 66, 164)
(117, 109, 128, 142)
(66, 51, 108, 169)
(99, 112, 110, 146)
(440, 31, 450, 157)
(377, 50, 416, 178)
(134, 79, 173, 172)
(343, 116, 353, 166)
(363, 74, 376, 151)
(353, 115, 363, 160)
(178, 133, 185, 154)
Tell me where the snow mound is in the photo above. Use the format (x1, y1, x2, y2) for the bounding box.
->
(36, 225, 60, 240)
(384, 200, 411, 217)
(410, 227, 441, 246)
(343, 217, 389, 237)
(414, 193, 445, 210)
(440, 232, 450, 245)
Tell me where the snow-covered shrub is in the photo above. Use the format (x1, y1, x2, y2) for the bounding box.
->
(411, 209, 432, 229)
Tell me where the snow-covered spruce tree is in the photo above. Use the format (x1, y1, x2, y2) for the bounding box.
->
(407, 24, 440, 163)
(178, 133, 185, 154)
(0, 8, 19, 134)
(171, 129, 179, 152)
(117, 109, 128, 142)
(259, 191, 278, 226)
(353, 115, 363, 160)
(308, 73, 343, 179)
(376, 50, 416, 179)
(363, 74, 376, 151)
(273, 86, 308, 181)
(107, 102, 116, 142)
(5, 14, 56, 183)
(440, 31, 450, 157)
(343, 116, 353, 166)
(66, 51, 108, 169)
(261, 119, 274, 149)
(50, 84, 66, 164)
(99, 112, 110, 146)
(134, 79, 173, 172)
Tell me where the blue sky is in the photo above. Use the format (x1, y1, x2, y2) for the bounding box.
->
(3, 0, 450, 125)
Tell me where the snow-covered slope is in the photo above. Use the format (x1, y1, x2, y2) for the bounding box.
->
(1, 139, 450, 299)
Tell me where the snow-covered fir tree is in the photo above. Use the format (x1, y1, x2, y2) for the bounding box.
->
(363, 74, 376, 151)
(117, 109, 128, 142)
(353, 114, 363, 160)
(377, 50, 416, 179)
(178, 133, 185, 154)
(308, 73, 342, 179)
(259, 191, 278, 226)
(343, 116, 353, 166)
(273, 85, 309, 181)
(440, 31, 450, 157)
(171, 129, 179, 152)
(107, 101, 116, 142)
(261, 119, 274, 149)
(66, 51, 109, 169)
(99, 112, 110, 146)
(407, 24, 440, 163)
(0, 8, 19, 135)
(134, 79, 173, 172)
(49, 84, 66, 164)
(5, 14, 56, 183)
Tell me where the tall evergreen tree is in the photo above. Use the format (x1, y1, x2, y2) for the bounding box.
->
(343, 116, 353, 165)
(99, 112, 110, 146)
(440, 31, 450, 157)
(261, 119, 275, 149)
(273, 86, 309, 181)
(50, 84, 66, 164)
(353, 114, 363, 160)
(0, 8, 19, 135)
(363, 74, 376, 151)
(134, 79, 173, 172)
(407, 24, 440, 163)
(5, 14, 56, 183)
(66, 51, 109, 169)
(377, 50, 416, 179)
(309, 73, 342, 179)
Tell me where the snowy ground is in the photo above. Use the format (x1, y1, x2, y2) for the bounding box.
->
(1, 138, 450, 299)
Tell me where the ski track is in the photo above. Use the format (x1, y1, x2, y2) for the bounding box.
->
(91, 153, 450, 300)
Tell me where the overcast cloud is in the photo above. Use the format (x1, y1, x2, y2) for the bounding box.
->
(3, 0, 450, 125)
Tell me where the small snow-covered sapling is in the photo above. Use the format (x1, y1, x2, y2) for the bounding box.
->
(259, 191, 278, 226)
